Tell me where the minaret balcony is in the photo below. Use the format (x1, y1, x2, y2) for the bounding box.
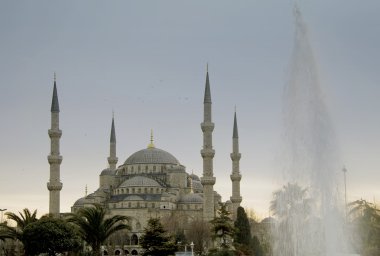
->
(200, 176, 216, 185)
(230, 153, 241, 161)
(201, 149, 215, 158)
(230, 196, 242, 204)
(48, 129, 62, 138)
(47, 182, 63, 191)
(230, 174, 242, 182)
(201, 122, 214, 132)
(107, 157, 118, 164)
(48, 155, 63, 164)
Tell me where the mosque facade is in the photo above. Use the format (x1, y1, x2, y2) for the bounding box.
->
(47, 70, 243, 255)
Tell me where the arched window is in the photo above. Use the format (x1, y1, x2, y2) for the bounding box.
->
(138, 188, 141, 193)
(150, 188, 153, 193)
(145, 165, 148, 171)
(138, 165, 141, 171)
(103, 251, 108, 255)
(132, 188, 135, 193)
(124, 250, 130, 255)
(131, 250, 138, 255)
(153, 166, 156, 172)
(115, 250, 121, 255)
(131, 234, 138, 245)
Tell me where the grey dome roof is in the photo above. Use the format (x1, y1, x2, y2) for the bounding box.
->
(192, 180, 203, 191)
(119, 176, 161, 187)
(179, 193, 203, 203)
(100, 168, 115, 176)
(124, 147, 179, 165)
(190, 173, 200, 181)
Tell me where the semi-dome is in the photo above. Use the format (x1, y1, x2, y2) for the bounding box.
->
(179, 193, 203, 203)
(119, 176, 161, 187)
(124, 147, 180, 165)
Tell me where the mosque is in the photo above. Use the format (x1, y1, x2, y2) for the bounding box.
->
(47, 70, 243, 254)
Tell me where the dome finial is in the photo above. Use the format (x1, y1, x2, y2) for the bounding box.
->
(148, 129, 155, 148)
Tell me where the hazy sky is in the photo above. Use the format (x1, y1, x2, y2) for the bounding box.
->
(0, 1, 379, 218)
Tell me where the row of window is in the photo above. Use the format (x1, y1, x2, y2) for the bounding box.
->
(111, 202, 201, 210)
(114, 187, 164, 195)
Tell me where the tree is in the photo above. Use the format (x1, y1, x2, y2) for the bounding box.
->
(5, 209, 38, 241)
(210, 203, 235, 250)
(251, 236, 263, 256)
(139, 218, 178, 256)
(68, 204, 130, 256)
(22, 217, 81, 256)
(0, 223, 13, 241)
(348, 199, 380, 256)
(234, 207, 253, 255)
(186, 218, 211, 255)
(270, 183, 312, 255)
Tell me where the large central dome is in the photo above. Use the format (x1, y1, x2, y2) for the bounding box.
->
(124, 147, 180, 165)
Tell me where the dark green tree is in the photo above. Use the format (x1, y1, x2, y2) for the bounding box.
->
(68, 204, 130, 256)
(234, 206, 252, 254)
(5, 209, 38, 241)
(139, 218, 178, 256)
(210, 203, 235, 249)
(22, 217, 81, 256)
(0, 223, 13, 241)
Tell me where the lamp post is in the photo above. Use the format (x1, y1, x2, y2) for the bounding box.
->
(190, 241, 194, 256)
(0, 209, 6, 223)
(342, 167, 348, 222)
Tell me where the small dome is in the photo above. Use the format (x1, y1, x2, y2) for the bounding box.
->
(190, 173, 200, 181)
(124, 147, 180, 165)
(100, 168, 115, 176)
(119, 176, 161, 187)
(179, 193, 203, 203)
(192, 180, 203, 191)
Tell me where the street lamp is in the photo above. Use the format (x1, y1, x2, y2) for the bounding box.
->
(0, 209, 7, 223)
(190, 241, 194, 256)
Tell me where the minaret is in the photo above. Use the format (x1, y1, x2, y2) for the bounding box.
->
(107, 115, 118, 170)
(200, 66, 216, 221)
(230, 110, 242, 219)
(47, 73, 63, 216)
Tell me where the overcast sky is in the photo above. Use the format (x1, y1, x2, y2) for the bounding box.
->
(0, 1, 379, 218)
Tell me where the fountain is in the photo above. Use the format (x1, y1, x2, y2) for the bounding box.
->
(271, 5, 353, 256)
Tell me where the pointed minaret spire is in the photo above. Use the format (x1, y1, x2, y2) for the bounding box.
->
(148, 129, 155, 148)
(108, 115, 118, 170)
(233, 110, 239, 139)
(204, 66, 212, 104)
(51, 73, 60, 113)
(47, 74, 63, 216)
(230, 110, 242, 219)
(200, 66, 216, 221)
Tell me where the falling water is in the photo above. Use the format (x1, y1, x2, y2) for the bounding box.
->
(272, 6, 349, 256)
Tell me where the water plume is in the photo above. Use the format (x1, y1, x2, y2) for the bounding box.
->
(272, 5, 349, 255)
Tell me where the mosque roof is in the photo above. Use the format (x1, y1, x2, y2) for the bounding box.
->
(100, 168, 115, 176)
(179, 193, 203, 203)
(124, 147, 180, 165)
(119, 176, 161, 187)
